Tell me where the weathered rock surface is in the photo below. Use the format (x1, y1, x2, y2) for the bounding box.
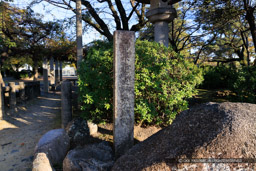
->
(34, 128, 70, 165)
(65, 117, 96, 148)
(63, 142, 114, 171)
(32, 153, 53, 171)
(112, 102, 256, 171)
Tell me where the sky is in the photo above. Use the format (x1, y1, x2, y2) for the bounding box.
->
(11, 0, 102, 45)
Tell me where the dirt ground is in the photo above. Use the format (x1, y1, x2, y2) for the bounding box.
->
(0, 92, 61, 171)
(96, 123, 161, 144)
(0, 85, 161, 171)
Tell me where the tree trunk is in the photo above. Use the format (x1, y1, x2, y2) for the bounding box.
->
(33, 66, 39, 81)
(244, 4, 256, 53)
(33, 59, 39, 81)
(76, 0, 83, 70)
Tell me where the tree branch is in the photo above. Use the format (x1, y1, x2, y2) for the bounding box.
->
(106, 0, 121, 30)
(115, 0, 128, 30)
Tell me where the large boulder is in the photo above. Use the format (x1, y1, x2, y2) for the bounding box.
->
(65, 117, 98, 148)
(65, 118, 89, 148)
(34, 129, 70, 165)
(63, 142, 114, 171)
(112, 102, 256, 171)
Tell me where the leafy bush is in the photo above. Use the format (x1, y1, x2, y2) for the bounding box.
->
(200, 65, 256, 103)
(12, 70, 32, 79)
(200, 65, 237, 89)
(78, 40, 203, 125)
(231, 66, 256, 103)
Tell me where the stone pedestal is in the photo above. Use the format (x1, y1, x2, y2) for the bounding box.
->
(146, 2, 177, 47)
(113, 31, 135, 158)
(61, 80, 72, 128)
(43, 59, 49, 93)
(154, 21, 169, 46)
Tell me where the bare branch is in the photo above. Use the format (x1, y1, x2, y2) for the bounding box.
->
(115, 0, 128, 30)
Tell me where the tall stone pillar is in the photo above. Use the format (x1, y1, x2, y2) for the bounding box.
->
(146, 0, 177, 47)
(59, 61, 63, 82)
(43, 58, 49, 93)
(55, 60, 59, 85)
(50, 58, 55, 85)
(113, 31, 135, 158)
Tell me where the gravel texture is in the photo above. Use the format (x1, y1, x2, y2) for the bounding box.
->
(0, 92, 61, 171)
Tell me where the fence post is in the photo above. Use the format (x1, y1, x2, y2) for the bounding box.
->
(0, 85, 4, 120)
(50, 57, 55, 86)
(34, 81, 40, 97)
(55, 60, 59, 85)
(9, 82, 16, 109)
(43, 58, 49, 93)
(27, 82, 34, 100)
(60, 61, 63, 82)
(19, 82, 25, 101)
(61, 80, 72, 128)
(33, 82, 37, 97)
(37, 81, 41, 96)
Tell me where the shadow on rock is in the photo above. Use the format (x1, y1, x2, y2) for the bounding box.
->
(112, 102, 256, 170)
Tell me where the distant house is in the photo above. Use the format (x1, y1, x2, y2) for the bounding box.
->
(17, 64, 33, 72)
(62, 65, 76, 76)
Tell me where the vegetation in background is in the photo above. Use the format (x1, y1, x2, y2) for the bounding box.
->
(0, 1, 76, 82)
(78, 40, 203, 126)
(200, 66, 237, 90)
(200, 65, 256, 103)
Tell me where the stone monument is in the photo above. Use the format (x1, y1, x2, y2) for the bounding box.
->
(113, 31, 135, 158)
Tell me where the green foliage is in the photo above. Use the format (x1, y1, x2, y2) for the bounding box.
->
(78, 40, 203, 126)
(200, 65, 237, 89)
(201, 65, 256, 102)
(12, 70, 32, 79)
(0, 2, 75, 74)
(231, 67, 256, 103)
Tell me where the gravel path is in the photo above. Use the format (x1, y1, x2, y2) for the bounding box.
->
(0, 92, 61, 171)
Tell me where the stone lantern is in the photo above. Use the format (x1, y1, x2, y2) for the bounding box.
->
(136, 0, 177, 47)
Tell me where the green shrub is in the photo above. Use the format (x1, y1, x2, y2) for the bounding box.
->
(200, 65, 256, 103)
(231, 66, 256, 103)
(78, 40, 203, 125)
(200, 65, 237, 89)
(13, 70, 32, 79)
